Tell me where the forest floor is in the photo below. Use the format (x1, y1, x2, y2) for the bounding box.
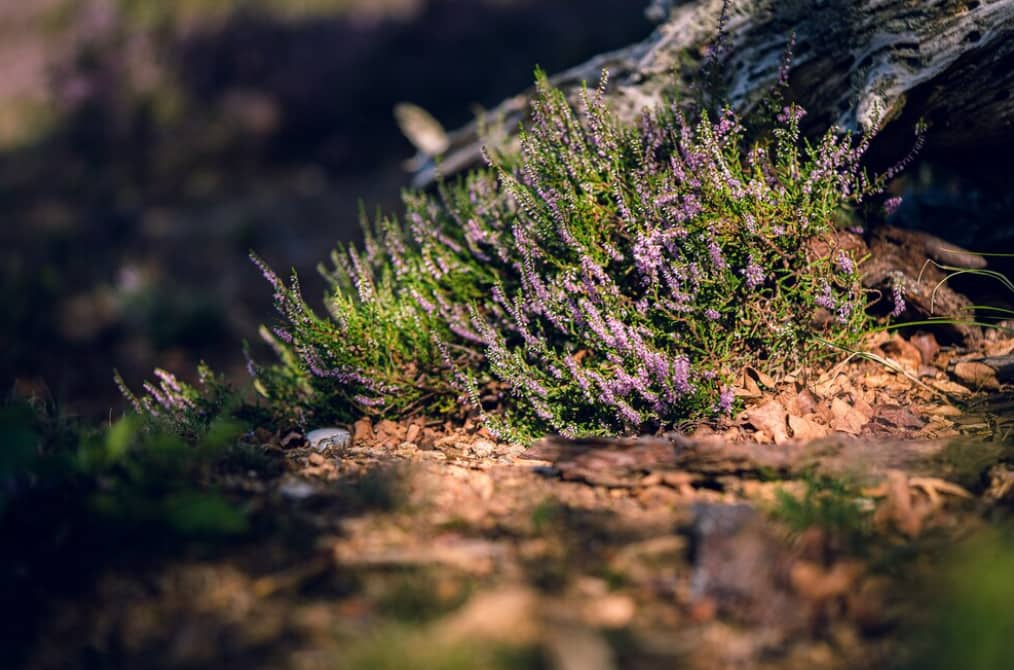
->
(5, 5, 1014, 670)
(10, 324, 1014, 670)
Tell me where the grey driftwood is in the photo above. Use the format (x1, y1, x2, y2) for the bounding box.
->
(411, 0, 1014, 187)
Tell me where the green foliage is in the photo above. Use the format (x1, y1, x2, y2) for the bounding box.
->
(1, 397, 250, 539)
(899, 530, 1014, 670)
(0, 402, 41, 488)
(245, 69, 889, 438)
(116, 362, 238, 440)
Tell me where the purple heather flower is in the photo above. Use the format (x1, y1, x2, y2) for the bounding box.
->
(412, 289, 437, 315)
(272, 327, 294, 344)
(742, 256, 765, 289)
(250, 253, 287, 303)
(244, 351, 257, 378)
(778, 32, 796, 87)
(707, 239, 727, 270)
(890, 284, 906, 317)
(815, 281, 836, 310)
(835, 251, 855, 274)
(717, 388, 735, 414)
(633, 232, 664, 281)
(672, 355, 692, 394)
(704, 308, 720, 320)
(154, 369, 183, 394)
(883, 196, 903, 217)
(777, 104, 807, 124)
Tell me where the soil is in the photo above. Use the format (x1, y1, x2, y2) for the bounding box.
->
(7, 322, 1014, 670)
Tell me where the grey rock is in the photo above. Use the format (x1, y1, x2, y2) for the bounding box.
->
(306, 427, 351, 451)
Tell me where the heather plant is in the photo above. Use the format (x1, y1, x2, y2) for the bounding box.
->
(115, 363, 236, 441)
(232, 69, 895, 439)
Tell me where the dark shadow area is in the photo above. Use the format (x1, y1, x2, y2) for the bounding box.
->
(0, 401, 412, 669)
(1, 0, 653, 419)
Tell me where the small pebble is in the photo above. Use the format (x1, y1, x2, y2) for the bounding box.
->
(279, 478, 318, 500)
(306, 427, 351, 451)
(470, 439, 497, 458)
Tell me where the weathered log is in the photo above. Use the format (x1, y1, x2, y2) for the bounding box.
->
(525, 433, 1013, 489)
(412, 0, 1014, 187)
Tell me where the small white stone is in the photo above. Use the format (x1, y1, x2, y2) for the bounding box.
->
(279, 477, 317, 500)
(305, 427, 351, 451)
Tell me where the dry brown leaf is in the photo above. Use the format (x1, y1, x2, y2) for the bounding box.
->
(872, 404, 925, 431)
(746, 400, 789, 443)
(786, 388, 819, 416)
(863, 372, 895, 390)
(914, 418, 960, 440)
(952, 361, 1000, 390)
(984, 464, 1014, 503)
(874, 470, 928, 538)
(984, 336, 1014, 357)
(909, 332, 941, 366)
(830, 397, 869, 435)
(909, 477, 973, 506)
(878, 334, 922, 374)
(376, 419, 405, 441)
(735, 368, 764, 398)
(790, 560, 863, 602)
(746, 366, 776, 389)
(923, 403, 963, 417)
(852, 396, 875, 420)
(788, 414, 829, 441)
(862, 330, 891, 348)
(870, 471, 967, 537)
(929, 378, 973, 396)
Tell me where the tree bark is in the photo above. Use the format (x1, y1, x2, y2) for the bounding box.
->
(413, 0, 1014, 187)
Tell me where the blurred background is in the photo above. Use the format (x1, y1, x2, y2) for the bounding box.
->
(0, 0, 654, 418)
